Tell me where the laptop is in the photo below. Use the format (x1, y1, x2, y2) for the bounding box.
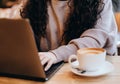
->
(0, 19, 64, 82)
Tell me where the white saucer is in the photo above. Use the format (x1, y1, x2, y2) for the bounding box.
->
(70, 61, 114, 77)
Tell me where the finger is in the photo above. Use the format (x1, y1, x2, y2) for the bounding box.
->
(39, 55, 45, 60)
(44, 60, 53, 71)
(38, 53, 45, 60)
(41, 57, 49, 65)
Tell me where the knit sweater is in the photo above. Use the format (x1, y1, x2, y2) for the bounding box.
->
(40, 0, 117, 62)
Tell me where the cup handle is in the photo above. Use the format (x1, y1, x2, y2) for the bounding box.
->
(68, 55, 79, 68)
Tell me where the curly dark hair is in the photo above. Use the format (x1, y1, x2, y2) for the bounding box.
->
(21, 0, 104, 45)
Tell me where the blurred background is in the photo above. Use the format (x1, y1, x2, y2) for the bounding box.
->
(0, 0, 120, 18)
(112, 0, 120, 12)
(0, 0, 26, 18)
(0, 0, 18, 8)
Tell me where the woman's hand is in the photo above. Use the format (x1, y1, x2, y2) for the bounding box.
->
(38, 52, 57, 71)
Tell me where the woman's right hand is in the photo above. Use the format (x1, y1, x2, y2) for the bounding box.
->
(38, 52, 57, 71)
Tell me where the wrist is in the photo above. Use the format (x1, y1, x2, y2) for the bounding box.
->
(49, 51, 58, 63)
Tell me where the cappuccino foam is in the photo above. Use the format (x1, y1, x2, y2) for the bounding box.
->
(77, 48, 105, 55)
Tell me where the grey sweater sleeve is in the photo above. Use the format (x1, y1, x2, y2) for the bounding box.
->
(51, 0, 117, 62)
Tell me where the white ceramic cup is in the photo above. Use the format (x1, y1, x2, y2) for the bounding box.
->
(69, 48, 106, 72)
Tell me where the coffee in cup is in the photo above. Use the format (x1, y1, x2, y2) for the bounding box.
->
(69, 48, 106, 72)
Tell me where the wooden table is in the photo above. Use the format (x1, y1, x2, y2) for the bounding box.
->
(0, 56, 120, 84)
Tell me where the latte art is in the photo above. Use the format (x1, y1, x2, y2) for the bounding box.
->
(77, 48, 105, 55)
(79, 51, 103, 55)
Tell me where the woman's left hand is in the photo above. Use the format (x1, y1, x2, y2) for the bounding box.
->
(38, 52, 57, 71)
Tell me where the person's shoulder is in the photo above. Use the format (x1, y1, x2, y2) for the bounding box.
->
(103, 0, 112, 4)
(101, 0, 115, 6)
(99, 0, 113, 16)
(101, 0, 112, 10)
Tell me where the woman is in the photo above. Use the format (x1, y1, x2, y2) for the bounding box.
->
(21, 0, 117, 71)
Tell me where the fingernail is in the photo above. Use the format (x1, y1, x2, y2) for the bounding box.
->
(45, 68, 47, 71)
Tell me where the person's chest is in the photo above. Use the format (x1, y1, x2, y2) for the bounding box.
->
(40, 1, 70, 51)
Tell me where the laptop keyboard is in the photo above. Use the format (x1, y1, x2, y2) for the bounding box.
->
(44, 61, 64, 78)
